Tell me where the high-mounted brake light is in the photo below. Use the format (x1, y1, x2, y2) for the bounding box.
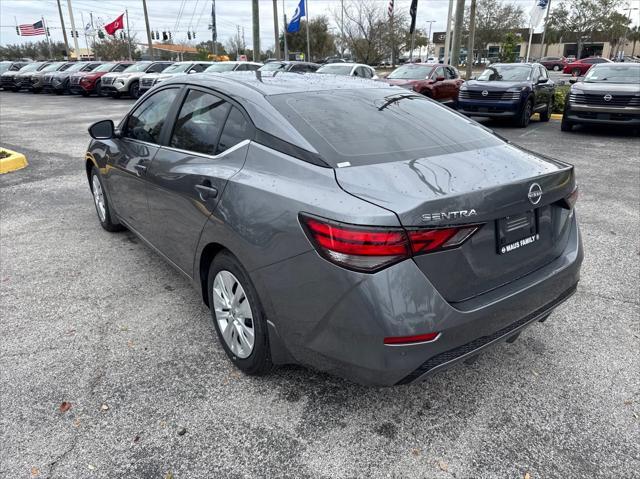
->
(300, 214, 480, 273)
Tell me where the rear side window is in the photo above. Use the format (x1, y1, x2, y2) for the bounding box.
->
(124, 88, 179, 143)
(189, 63, 207, 73)
(217, 107, 253, 153)
(170, 89, 231, 155)
(268, 89, 501, 167)
(446, 67, 457, 79)
(113, 64, 128, 72)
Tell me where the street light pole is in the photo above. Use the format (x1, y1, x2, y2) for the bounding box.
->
(142, 0, 154, 59)
(272, 0, 280, 59)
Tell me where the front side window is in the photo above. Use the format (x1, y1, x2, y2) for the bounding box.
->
(446, 67, 458, 79)
(170, 90, 231, 155)
(148, 63, 171, 73)
(317, 64, 353, 75)
(431, 67, 445, 80)
(189, 64, 207, 73)
(113, 63, 130, 72)
(205, 63, 237, 72)
(259, 62, 287, 72)
(217, 107, 253, 153)
(124, 88, 179, 143)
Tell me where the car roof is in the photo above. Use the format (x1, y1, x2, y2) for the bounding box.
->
(178, 71, 393, 96)
(320, 62, 371, 68)
(215, 60, 263, 66)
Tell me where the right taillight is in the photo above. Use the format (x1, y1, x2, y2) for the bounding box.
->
(300, 214, 479, 273)
(560, 185, 579, 210)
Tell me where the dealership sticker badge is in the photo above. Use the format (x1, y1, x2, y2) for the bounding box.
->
(501, 233, 540, 254)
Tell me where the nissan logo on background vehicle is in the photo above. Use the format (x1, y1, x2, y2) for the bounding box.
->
(603, 94, 612, 102)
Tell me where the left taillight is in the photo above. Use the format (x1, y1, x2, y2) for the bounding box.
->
(300, 214, 479, 273)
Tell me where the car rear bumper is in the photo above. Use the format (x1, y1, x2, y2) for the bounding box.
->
(457, 99, 521, 117)
(252, 212, 583, 386)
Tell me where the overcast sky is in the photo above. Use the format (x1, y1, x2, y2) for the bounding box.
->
(1, 0, 639, 51)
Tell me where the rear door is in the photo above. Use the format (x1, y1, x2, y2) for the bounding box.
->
(145, 87, 255, 275)
(107, 87, 181, 236)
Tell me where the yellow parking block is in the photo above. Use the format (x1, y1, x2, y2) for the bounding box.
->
(533, 113, 563, 121)
(0, 147, 28, 174)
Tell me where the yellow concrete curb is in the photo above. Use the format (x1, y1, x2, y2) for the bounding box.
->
(533, 113, 564, 120)
(0, 147, 28, 174)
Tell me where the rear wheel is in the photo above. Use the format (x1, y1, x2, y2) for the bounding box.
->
(90, 166, 124, 232)
(32, 88, 42, 94)
(208, 252, 273, 376)
(515, 99, 533, 128)
(552, 65, 561, 71)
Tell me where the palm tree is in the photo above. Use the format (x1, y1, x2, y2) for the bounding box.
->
(629, 26, 640, 57)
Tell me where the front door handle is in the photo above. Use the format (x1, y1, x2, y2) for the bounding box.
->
(134, 163, 147, 176)
(195, 184, 218, 200)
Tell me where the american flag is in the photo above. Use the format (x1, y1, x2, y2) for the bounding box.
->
(388, 0, 394, 17)
(18, 20, 46, 36)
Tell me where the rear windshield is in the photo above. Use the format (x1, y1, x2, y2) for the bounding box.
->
(259, 62, 288, 71)
(205, 63, 237, 72)
(268, 89, 501, 167)
(317, 64, 353, 75)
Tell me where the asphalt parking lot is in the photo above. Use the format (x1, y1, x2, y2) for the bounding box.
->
(1, 91, 638, 479)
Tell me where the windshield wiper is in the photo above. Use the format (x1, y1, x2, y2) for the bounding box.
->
(378, 93, 417, 111)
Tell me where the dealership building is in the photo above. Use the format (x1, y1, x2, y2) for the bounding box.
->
(431, 29, 637, 61)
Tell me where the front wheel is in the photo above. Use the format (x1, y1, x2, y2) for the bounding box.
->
(208, 252, 273, 376)
(515, 100, 533, 128)
(90, 166, 124, 232)
(561, 117, 574, 132)
(128, 81, 139, 99)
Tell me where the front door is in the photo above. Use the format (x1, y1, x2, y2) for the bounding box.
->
(106, 87, 181, 235)
(145, 88, 255, 275)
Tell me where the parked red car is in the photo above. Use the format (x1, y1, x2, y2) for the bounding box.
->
(380, 63, 464, 106)
(562, 57, 612, 76)
(69, 61, 134, 96)
(539, 56, 567, 71)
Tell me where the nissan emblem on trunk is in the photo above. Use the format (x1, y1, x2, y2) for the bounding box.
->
(528, 183, 543, 205)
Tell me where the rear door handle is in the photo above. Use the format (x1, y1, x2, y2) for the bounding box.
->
(195, 184, 218, 200)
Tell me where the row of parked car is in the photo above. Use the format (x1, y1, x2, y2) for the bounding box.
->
(0, 59, 378, 99)
(2, 58, 638, 131)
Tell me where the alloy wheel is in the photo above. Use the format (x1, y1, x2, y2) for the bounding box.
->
(212, 270, 255, 359)
(92, 175, 106, 222)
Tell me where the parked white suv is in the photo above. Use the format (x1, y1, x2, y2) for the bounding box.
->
(100, 61, 173, 98)
(139, 61, 214, 95)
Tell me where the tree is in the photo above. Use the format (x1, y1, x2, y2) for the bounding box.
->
(500, 32, 518, 62)
(547, 0, 625, 59)
(195, 41, 227, 60)
(336, 0, 387, 64)
(92, 35, 138, 61)
(0, 41, 67, 60)
(280, 16, 336, 61)
(465, 0, 525, 54)
(629, 26, 640, 57)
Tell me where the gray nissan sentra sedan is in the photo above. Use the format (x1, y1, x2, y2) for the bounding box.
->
(85, 72, 583, 386)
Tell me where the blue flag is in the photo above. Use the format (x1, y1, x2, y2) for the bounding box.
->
(287, 0, 305, 33)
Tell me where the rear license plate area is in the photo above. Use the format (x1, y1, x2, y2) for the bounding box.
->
(497, 210, 539, 254)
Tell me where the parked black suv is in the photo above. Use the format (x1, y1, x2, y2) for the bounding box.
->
(457, 63, 555, 127)
(562, 63, 640, 131)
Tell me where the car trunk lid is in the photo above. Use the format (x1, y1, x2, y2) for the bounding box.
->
(334, 143, 576, 303)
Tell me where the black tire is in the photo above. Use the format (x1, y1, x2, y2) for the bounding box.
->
(207, 251, 273, 376)
(515, 99, 533, 128)
(95, 80, 102, 97)
(128, 81, 140, 99)
(54, 89, 63, 95)
(553, 65, 561, 71)
(561, 117, 574, 132)
(539, 99, 551, 122)
(112, 92, 121, 99)
(90, 166, 124, 232)
(81, 91, 90, 97)
(32, 88, 42, 94)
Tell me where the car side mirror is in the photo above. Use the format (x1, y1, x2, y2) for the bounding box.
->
(436, 75, 445, 82)
(89, 119, 115, 140)
(537, 77, 548, 84)
(569, 77, 578, 84)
